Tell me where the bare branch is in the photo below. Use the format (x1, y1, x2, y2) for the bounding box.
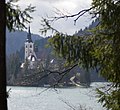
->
(40, 6, 94, 35)
(51, 7, 93, 24)
(45, 63, 78, 75)
(16, 64, 78, 88)
(60, 99, 76, 110)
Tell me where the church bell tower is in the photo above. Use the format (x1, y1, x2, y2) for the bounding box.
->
(20, 26, 37, 69)
(25, 26, 34, 60)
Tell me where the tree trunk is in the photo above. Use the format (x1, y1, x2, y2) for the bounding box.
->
(0, 0, 8, 110)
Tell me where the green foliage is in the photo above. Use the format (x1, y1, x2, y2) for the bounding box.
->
(47, 0, 120, 109)
(97, 88, 120, 110)
(6, 0, 35, 31)
(49, 33, 94, 68)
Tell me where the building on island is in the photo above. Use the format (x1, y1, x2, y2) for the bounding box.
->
(21, 26, 38, 69)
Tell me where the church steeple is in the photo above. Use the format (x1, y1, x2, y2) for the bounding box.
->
(26, 26, 33, 43)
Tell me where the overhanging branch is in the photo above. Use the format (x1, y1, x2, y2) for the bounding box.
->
(17, 64, 78, 86)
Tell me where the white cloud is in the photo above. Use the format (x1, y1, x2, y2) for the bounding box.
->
(15, 0, 92, 37)
(53, 1, 77, 12)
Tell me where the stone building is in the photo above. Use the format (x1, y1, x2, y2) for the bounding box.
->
(21, 26, 38, 69)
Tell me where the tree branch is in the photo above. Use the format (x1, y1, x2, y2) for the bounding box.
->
(16, 64, 78, 87)
(52, 7, 93, 24)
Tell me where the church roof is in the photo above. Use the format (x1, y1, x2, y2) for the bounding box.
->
(26, 26, 33, 43)
(20, 63, 25, 68)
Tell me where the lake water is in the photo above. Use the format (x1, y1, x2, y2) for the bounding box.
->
(7, 83, 107, 110)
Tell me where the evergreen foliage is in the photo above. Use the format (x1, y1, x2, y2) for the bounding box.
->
(42, 0, 120, 109)
(0, 0, 34, 109)
(6, 0, 35, 31)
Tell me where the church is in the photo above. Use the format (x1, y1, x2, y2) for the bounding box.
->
(21, 26, 38, 69)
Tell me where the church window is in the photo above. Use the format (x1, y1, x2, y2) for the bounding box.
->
(26, 45, 27, 48)
(30, 45, 32, 48)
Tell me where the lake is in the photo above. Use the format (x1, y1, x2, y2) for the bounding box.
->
(7, 82, 107, 110)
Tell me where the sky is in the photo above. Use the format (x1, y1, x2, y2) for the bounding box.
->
(15, 0, 92, 37)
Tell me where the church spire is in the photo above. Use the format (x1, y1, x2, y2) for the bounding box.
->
(26, 26, 33, 43)
(28, 26, 30, 34)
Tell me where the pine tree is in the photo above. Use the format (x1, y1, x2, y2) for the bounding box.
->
(43, 0, 120, 109)
(0, 0, 35, 109)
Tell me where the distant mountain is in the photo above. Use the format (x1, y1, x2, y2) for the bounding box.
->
(74, 19, 99, 36)
(6, 20, 105, 86)
(17, 37, 51, 60)
(34, 37, 52, 59)
(6, 28, 43, 55)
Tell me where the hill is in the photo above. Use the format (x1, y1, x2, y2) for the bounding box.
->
(6, 19, 105, 86)
(6, 28, 43, 55)
(74, 19, 99, 36)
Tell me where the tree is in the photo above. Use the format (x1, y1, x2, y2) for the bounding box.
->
(0, 1, 7, 110)
(0, 0, 35, 109)
(6, 52, 21, 84)
(41, 0, 120, 109)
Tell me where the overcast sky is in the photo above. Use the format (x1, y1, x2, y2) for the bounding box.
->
(16, 0, 92, 37)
